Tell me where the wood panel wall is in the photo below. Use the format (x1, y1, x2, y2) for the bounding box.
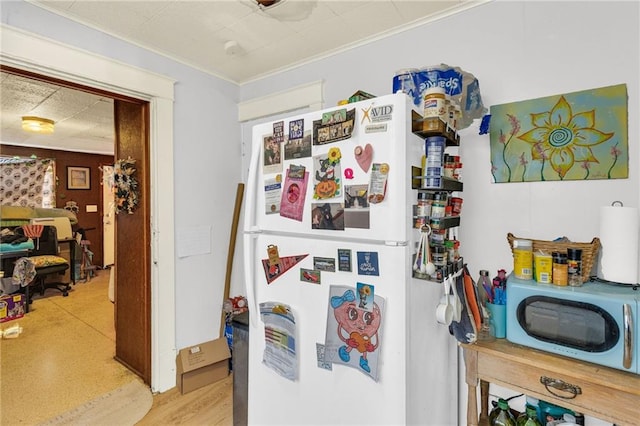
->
(1, 144, 113, 267)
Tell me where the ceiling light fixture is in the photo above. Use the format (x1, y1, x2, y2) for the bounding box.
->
(21, 116, 55, 134)
(254, 0, 316, 21)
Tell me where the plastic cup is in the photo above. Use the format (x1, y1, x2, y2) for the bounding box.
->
(487, 303, 507, 338)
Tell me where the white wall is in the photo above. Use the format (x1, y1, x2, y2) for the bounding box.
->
(238, 1, 639, 423)
(1, 1, 242, 349)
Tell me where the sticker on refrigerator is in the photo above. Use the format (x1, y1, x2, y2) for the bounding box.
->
(354, 144, 373, 173)
(279, 167, 309, 222)
(260, 301, 297, 381)
(313, 257, 336, 272)
(289, 119, 304, 140)
(261, 254, 309, 284)
(311, 203, 345, 231)
(368, 163, 389, 204)
(263, 134, 282, 174)
(313, 149, 341, 199)
(360, 103, 394, 124)
(264, 175, 282, 214)
(316, 343, 332, 370)
(356, 282, 375, 312)
(300, 268, 320, 284)
(313, 108, 355, 145)
(337, 249, 352, 272)
(357, 251, 379, 276)
(324, 285, 385, 381)
(267, 245, 280, 265)
(365, 123, 388, 134)
(284, 126, 311, 160)
(272, 121, 285, 144)
(344, 184, 370, 229)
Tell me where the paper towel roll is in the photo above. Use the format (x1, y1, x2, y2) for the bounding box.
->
(599, 205, 639, 284)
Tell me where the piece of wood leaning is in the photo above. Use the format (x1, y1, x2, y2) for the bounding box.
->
(461, 339, 640, 426)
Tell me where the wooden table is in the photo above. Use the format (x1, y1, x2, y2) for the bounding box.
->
(462, 339, 640, 426)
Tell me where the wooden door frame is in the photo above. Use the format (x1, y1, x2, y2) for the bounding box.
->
(1, 25, 177, 392)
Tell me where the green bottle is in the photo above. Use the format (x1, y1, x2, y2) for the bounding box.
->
(489, 399, 516, 426)
(516, 404, 542, 426)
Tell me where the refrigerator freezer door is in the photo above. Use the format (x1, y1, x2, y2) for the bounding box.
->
(244, 93, 419, 245)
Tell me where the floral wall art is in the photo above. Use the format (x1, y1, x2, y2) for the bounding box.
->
(489, 84, 628, 182)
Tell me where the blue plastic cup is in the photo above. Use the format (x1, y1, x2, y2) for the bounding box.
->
(487, 303, 507, 339)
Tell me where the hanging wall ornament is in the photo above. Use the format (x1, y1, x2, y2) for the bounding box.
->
(112, 157, 139, 214)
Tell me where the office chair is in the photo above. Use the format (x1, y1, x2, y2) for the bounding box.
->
(16, 225, 70, 308)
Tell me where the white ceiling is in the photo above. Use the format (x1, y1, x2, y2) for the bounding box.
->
(2, 0, 483, 155)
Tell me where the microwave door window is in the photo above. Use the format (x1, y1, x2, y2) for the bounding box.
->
(518, 297, 619, 353)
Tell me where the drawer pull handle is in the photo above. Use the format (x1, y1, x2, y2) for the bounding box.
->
(540, 376, 582, 399)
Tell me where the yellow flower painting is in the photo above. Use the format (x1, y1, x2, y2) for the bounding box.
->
(490, 84, 628, 182)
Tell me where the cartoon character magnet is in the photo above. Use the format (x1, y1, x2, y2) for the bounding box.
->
(324, 285, 385, 381)
(313, 148, 342, 200)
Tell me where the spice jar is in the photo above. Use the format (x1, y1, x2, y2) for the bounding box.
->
(567, 248, 583, 287)
(512, 239, 533, 280)
(431, 245, 447, 268)
(552, 252, 568, 286)
(423, 86, 446, 120)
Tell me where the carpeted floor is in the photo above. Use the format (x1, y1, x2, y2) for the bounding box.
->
(0, 270, 146, 425)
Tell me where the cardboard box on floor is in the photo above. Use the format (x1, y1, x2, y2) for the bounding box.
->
(176, 337, 230, 394)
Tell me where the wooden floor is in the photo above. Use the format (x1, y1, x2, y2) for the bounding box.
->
(139, 374, 233, 425)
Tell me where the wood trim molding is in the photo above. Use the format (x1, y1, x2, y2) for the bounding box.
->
(1, 23, 177, 393)
(238, 80, 324, 122)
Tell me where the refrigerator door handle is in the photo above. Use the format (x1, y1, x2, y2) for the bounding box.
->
(385, 240, 407, 247)
(243, 131, 262, 231)
(244, 232, 260, 327)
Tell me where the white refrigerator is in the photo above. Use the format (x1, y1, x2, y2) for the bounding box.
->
(243, 93, 458, 425)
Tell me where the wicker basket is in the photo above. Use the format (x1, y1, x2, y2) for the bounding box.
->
(507, 233, 600, 283)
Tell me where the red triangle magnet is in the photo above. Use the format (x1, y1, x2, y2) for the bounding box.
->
(262, 254, 308, 284)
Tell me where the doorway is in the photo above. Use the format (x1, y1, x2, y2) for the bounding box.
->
(1, 64, 152, 383)
(1, 25, 176, 392)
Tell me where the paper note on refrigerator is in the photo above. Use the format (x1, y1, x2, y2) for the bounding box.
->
(324, 285, 385, 381)
(260, 302, 297, 381)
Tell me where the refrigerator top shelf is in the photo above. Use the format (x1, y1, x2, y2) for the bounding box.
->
(411, 110, 460, 146)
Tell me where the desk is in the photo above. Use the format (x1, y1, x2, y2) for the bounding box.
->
(462, 339, 640, 426)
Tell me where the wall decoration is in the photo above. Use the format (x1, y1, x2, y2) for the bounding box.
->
(490, 84, 628, 182)
(0, 157, 55, 207)
(111, 157, 139, 214)
(67, 166, 91, 190)
(324, 285, 385, 381)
